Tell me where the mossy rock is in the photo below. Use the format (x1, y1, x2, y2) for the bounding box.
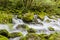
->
(38, 12, 46, 21)
(16, 24, 29, 30)
(22, 12, 34, 22)
(20, 33, 40, 40)
(0, 35, 8, 40)
(45, 19, 51, 23)
(17, 15, 22, 19)
(48, 33, 58, 40)
(27, 28, 36, 33)
(0, 29, 10, 38)
(9, 32, 22, 38)
(48, 27, 55, 31)
(38, 34, 49, 40)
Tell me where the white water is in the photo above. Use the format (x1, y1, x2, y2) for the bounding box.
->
(0, 16, 60, 40)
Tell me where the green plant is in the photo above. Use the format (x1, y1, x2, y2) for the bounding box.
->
(0, 13, 13, 24)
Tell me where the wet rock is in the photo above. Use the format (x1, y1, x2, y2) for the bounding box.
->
(9, 32, 22, 38)
(0, 29, 10, 38)
(48, 27, 55, 31)
(16, 24, 29, 30)
(27, 28, 36, 33)
(20, 33, 40, 40)
(22, 13, 34, 22)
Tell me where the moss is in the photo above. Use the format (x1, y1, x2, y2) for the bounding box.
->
(16, 24, 29, 30)
(20, 33, 40, 40)
(0, 29, 10, 38)
(48, 27, 55, 31)
(0, 13, 13, 24)
(17, 15, 22, 19)
(45, 19, 51, 23)
(48, 33, 58, 40)
(38, 12, 46, 21)
(22, 12, 34, 22)
(0, 35, 8, 40)
(38, 34, 49, 40)
(27, 28, 36, 33)
(9, 32, 22, 38)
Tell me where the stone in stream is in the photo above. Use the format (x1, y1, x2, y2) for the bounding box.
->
(27, 28, 36, 33)
(20, 33, 40, 40)
(22, 13, 34, 22)
(16, 24, 29, 30)
(48, 27, 55, 31)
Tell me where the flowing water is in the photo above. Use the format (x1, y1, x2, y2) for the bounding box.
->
(0, 16, 60, 40)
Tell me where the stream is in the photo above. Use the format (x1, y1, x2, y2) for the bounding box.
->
(0, 16, 60, 40)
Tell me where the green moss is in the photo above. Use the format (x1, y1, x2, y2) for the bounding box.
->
(17, 15, 22, 19)
(9, 32, 22, 38)
(0, 35, 8, 40)
(16, 24, 29, 30)
(38, 12, 46, 21)
(48, 33, 58, 40)
(0, 13, 13, 24)
(27, 28, 36, 33)
(38, 34, 49, 40)
(45, 19, 51, 23)
(0, 29, 10, 38)
(22, 12, 34, 22)
(48, 27, 55, 31)
(20, 33, 40, 40)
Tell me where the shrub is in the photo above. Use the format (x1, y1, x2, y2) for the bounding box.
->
(0, 13, 13, 24)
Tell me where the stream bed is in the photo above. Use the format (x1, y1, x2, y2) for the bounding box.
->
(0, 16, 60, 40)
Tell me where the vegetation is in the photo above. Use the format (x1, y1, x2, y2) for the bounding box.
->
(0, 0, 60, 23)
(0, 35, 8, 40)
(9, 32, 22, 38)
(27, 28, 36, 33)
(20, 32, 60, 40)
(0, 29, 10, 38)
(48, 27, 55, 31)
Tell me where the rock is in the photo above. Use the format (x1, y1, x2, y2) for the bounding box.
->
(0, 29, 10, 38)
(16, 24, 29, 30)
(22, 12, 34, 22)
(0, 35, 8, 40)
(27, 28, 36, 33)
(9, 32, 22, 38)
(48, 27, 55, 31)
(20, 33, 40, 40)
